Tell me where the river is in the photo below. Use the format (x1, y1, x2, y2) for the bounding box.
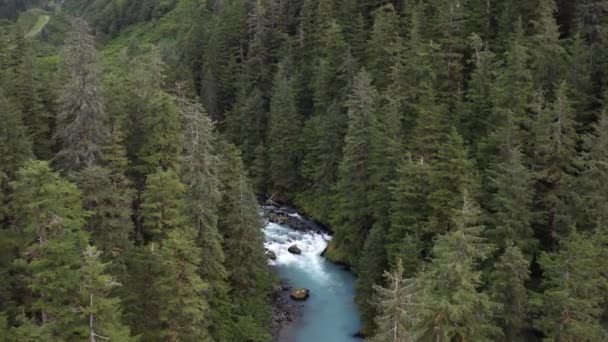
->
(263, 215, 362, 342)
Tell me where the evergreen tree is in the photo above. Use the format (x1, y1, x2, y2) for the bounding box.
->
(10, 161, 131, 340)
(370, 259, 417, 342)
(0, 89, 32, 180)
(427, 128, 479, 234)
(8, 29, 51, 160)
(356, 223, 388, 336)
(366, 4, 401, 89)
(387, 156, 431, 274)
(177, 85, 231, 340)
(530, 0, 567, 93)
(330, 69, 378, 265)
(413, 194, 499, 341)
(218, 143, 272, 342)
(74, 166, 134, 264)
(486, 148, 536, 254)
(138, 91, 183, 175)
(489, 244, 531, 341)
(530, 82, 578, 240)
(155, 228, 210, 342)
(409, 87, 449, 161)
(574, 111, 608, 230)
(140, 169, 186, 243)
(267, 61, 302, 194)
(78, 246, 135, 342)
(461, 34, 496, 144)
(56, 19, 107, 172)
(534, 230, 608, 340)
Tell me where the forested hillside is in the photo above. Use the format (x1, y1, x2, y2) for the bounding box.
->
(1, 2, 273, 341)
(2, 0, 608, 341)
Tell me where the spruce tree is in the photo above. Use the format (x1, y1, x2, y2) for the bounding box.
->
(413, 194, 499, 341)
(370, 259, 417, 342)
(530, 82, 578, 240)
(534, 230, 608, 340)
(56, 19, 107, 172)
(356, 223, 388, 336)
(155, 228, 210, 342)
(366, 4, 401, 89)
(489, 243, 531, 341)
(8, 29, 51, 160)
(139, 91, 183, 175)
(74, 166, 134, 265)
(387, 156, 431, 274)
(530, 0, 567, 93)
(0, 89, 32, 180)
(178, 86, 231, 340)
(140, 169, 186, 243)
(78, 246, 135, 342)
(330, 69, 378, 265)
(486, 148, 536, 254)
(427, 128, 479, 234)
(574, 111, 608, 230)
(267, 61, 302, 194)
(218, 143, 272, 342)
(10, 161, 131, 340)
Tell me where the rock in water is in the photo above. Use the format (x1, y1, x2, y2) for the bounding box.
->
(288, 244, 301, 254)
(266, 250, 277, 260)
(290, 288, 310, 301)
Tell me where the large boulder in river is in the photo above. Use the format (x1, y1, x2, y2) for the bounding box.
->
(288, 244, 301, 255)
(290, 288, 310, 301)
(266, 250, 277, 260)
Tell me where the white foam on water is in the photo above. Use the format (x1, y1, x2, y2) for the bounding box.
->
(263, 222, 331, 283)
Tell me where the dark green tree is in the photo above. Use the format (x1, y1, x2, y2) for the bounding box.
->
(0, 90, 32, 180)
(529, 82, 578, 240)
(486, 148, 536, 254)
(427, 128, 479, 234)
(370, 259, 417, 342)
(489, 243, 531, 341)
(534, 230, 608, 340)
(140, 169, 186, 243)
(218, 143, 272, 342)
(177, 86, 231, 340)
(387, 156, 431, 274)
(10, 161, 132, 340)
(413, 194, 499, 341)
(56, 19, 107, 172)
(267, 61, 302, 194)
(329, 69, 378, 265)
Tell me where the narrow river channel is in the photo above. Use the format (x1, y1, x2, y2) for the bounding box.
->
(263, 217, 362, 342)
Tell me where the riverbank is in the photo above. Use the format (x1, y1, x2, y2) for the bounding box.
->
(269, 280, 301, 340)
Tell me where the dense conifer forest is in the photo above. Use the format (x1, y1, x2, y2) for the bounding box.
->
(2, 0, 608, 341)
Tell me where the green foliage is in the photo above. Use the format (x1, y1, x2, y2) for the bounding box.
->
(141, 169, 186, 243)
(56, 19, 107, 172)
(387, 156, 430, 274)
(0, 89, 32, 179)
(74, 166, 134, 262)
(490, 244, 531, 341)
(218, 143, 273, 341)
(534, 230, 608, 340)
(10, 161, 133, 340)
(487, 148, 536, 254)
(4, 0, 608, 339)
(330, 69, 378, 265)
(370, 259, 416, 342)
(267, 61, 302, 194)
(413, 194, 499, 341)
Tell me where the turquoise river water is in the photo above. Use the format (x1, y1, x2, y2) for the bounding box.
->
(264, 218, 362, 342)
